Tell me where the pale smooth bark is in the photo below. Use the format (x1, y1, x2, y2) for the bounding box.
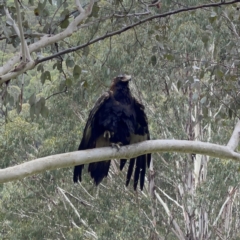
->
(0, 139, 240, 184)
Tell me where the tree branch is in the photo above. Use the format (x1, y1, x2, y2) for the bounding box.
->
(75, 0, 85, 13)
(0, 0, 238, 83)
(0, 0, 95, 79)
(14, 0, 31, 62)
(223, 10, 240, 40)
(212, 186, 238, 227)
(0, 139, 240, 184)
(227, 120, 240, 151)
(155, 190, 185, 240)
(36, 0, 240, 65)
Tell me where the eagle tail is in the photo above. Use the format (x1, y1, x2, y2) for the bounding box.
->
(120, 159, 127, 170)
(88, 160, 111, 185)
(140, 155, 146, 190)
(73, 165, 84, 183)
(134, 155, 147, 190)
(147, 153, 151, 168)
(126, 158, 135, 187)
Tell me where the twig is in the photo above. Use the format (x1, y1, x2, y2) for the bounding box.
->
(57, 186, 88, 227)
(222, 10, 240, 40)
(45, 87, 68, 100)
(157, 186, 183, 209)
(212, 186, 238, 226)
(155, 190, 185, 240)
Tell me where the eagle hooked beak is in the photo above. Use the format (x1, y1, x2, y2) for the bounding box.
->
(121, 74, 132, 82)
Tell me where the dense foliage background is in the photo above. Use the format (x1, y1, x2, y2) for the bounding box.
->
(1, 0, 240, 239)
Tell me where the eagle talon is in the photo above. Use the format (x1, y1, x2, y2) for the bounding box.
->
(111, 142, 122, 150)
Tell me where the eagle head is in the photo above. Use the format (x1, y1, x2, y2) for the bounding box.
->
(111, 74, 131, 89)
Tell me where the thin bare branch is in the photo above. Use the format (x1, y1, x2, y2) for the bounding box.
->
(212, 186, 238, 227)
(157, 186, 183, 209)
(155, 190, 185, 240)
(0, 33, 46, 41)
(58, 186, 88, 227)
(223, 10, 240, 39)
(14, 0, 31, 61)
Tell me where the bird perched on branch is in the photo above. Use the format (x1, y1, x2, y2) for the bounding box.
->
(73, 74, 151, 190)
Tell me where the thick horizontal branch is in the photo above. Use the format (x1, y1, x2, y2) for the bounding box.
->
(0, 139, 239, 184)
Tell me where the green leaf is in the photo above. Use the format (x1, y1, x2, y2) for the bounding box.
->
(60, 19, 69, 29)
(209, 16, 217, 24)
(60, 9, 69, 19)
(202, 107, 208, 118)
(73, 65, 82, 79)
(66, 58, 75, 68)
(90, 4, 100, 18)
(201, 34, 209, 43)
(150, 55, 157, 66)
(83, 46, 89, 56)
(200, 71, 204, 79)
(35, 100, 42, 117)
(155, 35, 161, 42)
(164, 54, 175, 61)
(177, 80, 182, 90)
(9, 95, 15, 106)
(42, 9, 49, 17)
(38, 97, 46, 108)
(53, 61, 62, 71)
(40, 71, 51, 85)
(148, 30, 154, 35)
(81, 81, 88, 88)
(66, 78, 72, 87)
(45, 71, 51, 81)
(215, 69, 223, 78)
(30, 105, 35, 120)
(29, 0, 34, 5)
(152, 46, 158, 53)
(29, 93, 36, 106)
(41, 72, 46, 85)
(37, 64, 44, 72)
(41, 106, 49, 118)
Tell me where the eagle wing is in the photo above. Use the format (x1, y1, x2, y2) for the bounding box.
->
(73, 91, 111, 184)
(121, 98, 151, 190)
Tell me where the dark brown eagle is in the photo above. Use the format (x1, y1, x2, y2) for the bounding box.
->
(73, 74, 151, 190)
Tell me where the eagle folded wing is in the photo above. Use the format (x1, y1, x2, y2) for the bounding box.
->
(73, 92, 111, 183)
